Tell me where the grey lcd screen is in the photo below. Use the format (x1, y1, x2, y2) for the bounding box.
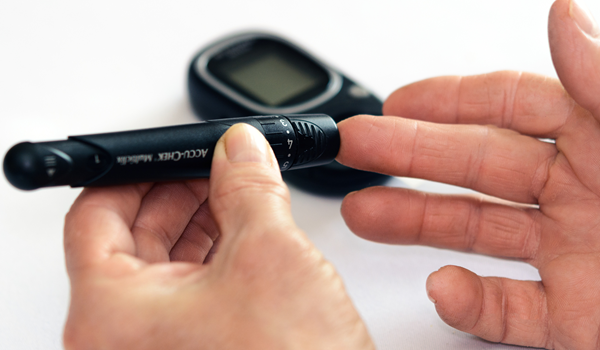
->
(224, 53, 320, 107)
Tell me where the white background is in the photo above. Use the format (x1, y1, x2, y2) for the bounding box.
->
(1, 0, 599, 349)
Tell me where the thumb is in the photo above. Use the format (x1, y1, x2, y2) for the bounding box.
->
(205, 123, 374, 349)
(549, 0, 600, 117)
(208, 123, 309, 266)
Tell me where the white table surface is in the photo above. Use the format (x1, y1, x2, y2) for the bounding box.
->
(2, 1, 599, 349)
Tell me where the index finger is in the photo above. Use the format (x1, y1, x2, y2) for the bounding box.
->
(64, 183, 152, 275)
(337, 115, 557, 204)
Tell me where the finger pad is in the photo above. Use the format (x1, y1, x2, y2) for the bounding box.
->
(427, 266, 483, 329)
(549, 0, 600, 115)
(382, 77, 460, 121)
(341, 187, 424, 243)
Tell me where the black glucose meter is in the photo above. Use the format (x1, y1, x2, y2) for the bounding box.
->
(188, 32, 389, 195)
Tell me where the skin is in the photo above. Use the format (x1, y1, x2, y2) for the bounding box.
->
(63, 124, 374, 350)
(63, 0, 599, 349)
(338, 0, 600, 348)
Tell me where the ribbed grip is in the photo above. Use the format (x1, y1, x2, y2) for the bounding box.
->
(292, 121, 326, 167)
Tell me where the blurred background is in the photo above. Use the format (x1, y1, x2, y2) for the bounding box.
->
(2, 0, 599, 349)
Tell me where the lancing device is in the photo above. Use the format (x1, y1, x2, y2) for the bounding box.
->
(3, 114, 339, 191)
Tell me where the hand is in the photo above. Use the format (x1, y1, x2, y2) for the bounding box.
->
(62, 124, 374, 349)
(337, 0, 600, 348)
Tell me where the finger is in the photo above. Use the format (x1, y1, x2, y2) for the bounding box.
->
(382, 71, 574, 138)
(341, 187, 542, 264)
(337, 115, 557, 204)
(548, 0, 600, 196)
(426, 266, 550, 348)
(550, 0, 600, 119)
(209, 124, 291, 233)
(207, 124, 312, 272)
(131, 179, 209, 263)
(64, 183, 153, 275)
(169, 200, 220, 264)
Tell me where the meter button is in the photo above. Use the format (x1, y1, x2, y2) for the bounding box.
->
(349, 84, 371, 98)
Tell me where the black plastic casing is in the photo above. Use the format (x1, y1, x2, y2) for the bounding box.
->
(188, 32, 389, 196)
(3, 114, 338, 191)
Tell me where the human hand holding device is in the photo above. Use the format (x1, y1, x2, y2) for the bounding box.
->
(62, 123, 373, 349)
(338, 0, 600, 348)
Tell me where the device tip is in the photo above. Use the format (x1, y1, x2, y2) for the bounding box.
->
(3, 142, 46, 190)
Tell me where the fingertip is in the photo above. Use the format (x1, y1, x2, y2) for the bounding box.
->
(342, 187, 430, 246)
(340, 189, 362, 232)
(426, 266, 483, 330)
(381, 86, 404, 116)
(210, 123, 283, 211)
(340, 187, 383, 240)
(337, 114, 374, 127)
(430, 268, 551, 346)
(336, 114, 377, 165)
(212, 123, 277, 174)
(340, 190, 358, 211)
(382, 83, 420, 117)
(337, 114, 376, 132)
(382, 76, 461, 120)
(224, 123, 274, 165)
(549, 0, 600, 115)
(425, 270, 438, 304)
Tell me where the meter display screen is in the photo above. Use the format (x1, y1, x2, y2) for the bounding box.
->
(225, 53, 319, 106)
(207, 40, 330, 107)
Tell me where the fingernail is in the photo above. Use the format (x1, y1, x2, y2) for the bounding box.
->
(426, 284, 437, 304)
(426, 272, 437, 304)
(427, 292, 436, 304)
(569, 0, 600, 37)
(225, 124, 270, 164)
